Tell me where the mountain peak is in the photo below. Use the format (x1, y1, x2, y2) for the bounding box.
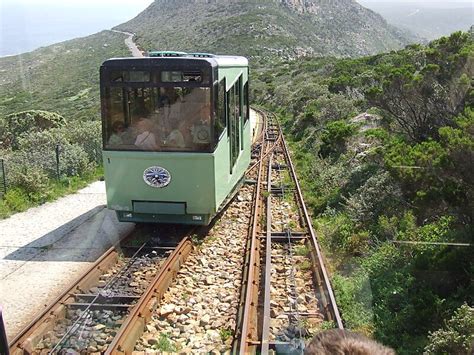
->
(116, 0, 414, 58)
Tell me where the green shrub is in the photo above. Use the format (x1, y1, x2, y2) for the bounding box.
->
(320, 120, 356, 157)
(57, 143, 94, 177)
(425, 304, 474, 355)
(3, 188, 30, 212)
(343, 171, 402, 225)
(8, 165, 49, 198)
(0, 110, 65, 149)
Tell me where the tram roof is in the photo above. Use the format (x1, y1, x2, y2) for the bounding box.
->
(102, 54, 248, 68)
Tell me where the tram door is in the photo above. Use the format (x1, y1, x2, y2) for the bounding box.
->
(228, 78, 241, 173)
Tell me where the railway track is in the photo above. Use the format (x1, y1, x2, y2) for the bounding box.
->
(8, 109, 341, 354)
(234, 109, 342, 354)
(9, 225, 194, 354)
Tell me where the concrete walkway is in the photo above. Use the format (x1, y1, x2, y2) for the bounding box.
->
(0, 181, 133, 341)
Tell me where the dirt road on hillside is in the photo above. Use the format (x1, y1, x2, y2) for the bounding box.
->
(111, 30, 143, 57)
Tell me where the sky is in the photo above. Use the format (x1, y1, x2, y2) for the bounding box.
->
(358, 0, 473, 7)
(359, 0, 472, 3)
(0, 0, 154, 56)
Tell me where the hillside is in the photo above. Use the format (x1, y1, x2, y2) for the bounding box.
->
(0, 31, 129, 120)
(116, 0, 415, 58)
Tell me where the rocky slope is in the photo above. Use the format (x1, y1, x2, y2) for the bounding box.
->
(116, 0, 415, 58)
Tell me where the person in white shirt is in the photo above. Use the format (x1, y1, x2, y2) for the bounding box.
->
(134, 118, 157, 150)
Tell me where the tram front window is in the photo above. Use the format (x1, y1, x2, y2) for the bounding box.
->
(104, 86, 212, 152)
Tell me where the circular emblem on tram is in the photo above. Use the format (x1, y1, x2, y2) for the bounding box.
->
(143, 166, 171, 188)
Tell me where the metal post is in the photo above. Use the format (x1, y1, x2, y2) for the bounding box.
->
(0, 306, 9, 355)
(55, 144, 61, 180)
(0, 159, 6, 198)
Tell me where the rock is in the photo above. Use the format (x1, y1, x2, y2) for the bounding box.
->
(297, 303, 308, 312)
(182, 306, 192, 314)
(206, 329, 221, 342)
(200, 314, 211, 327)
(160, 304, 176, 316)
(146, 324, 156, 333)
(199, 258, 208, 267)
(205, 276, 215, 285)
(93, 324, 106, 331)
(148, 337, 159, 346)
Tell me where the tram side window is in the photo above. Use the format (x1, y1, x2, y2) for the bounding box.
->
(105, 87, 127, 146)
(243, 82, 249, 122)
(215, 79, 226, 139)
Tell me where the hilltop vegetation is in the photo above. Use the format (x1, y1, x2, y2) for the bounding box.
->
(253, 31, 473, 353)
(0, 30, 129, 120)
(116, 0, 413, 58)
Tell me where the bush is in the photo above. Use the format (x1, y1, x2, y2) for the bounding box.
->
(343, 171, 402, 225)
(2, 188, 30, 213)
(59, 121, 102, 164)
(14, 129, 93, 178)
(425, 304, 474, 355)
(58, 143, 94, 176)
(0, 110, 65, 149)
(8, 165, 50, 199)
(320, 120, 356, 157)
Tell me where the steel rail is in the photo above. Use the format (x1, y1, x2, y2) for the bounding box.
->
(237, 112, 289, 354)
(236, 110, 268, 354)
(247, 108, 283, 173)
(261, 152, 274, 355)
(9, 242, 124, 354)
(281, 132, 343, 329)
(48, 241, 150, 353)
(235, 108, 343, 354)
(105, 237, 193, 354)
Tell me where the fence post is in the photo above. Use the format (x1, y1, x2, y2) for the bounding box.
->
(0, 159, 6, 199)
(95, 142, 102, 165)
(55, 144, 61, 180)
(0, 306, 8, 355)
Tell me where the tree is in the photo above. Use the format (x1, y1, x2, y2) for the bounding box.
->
(367, 32, 473, 142)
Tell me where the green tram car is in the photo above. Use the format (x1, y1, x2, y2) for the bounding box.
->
(100, 52, 251, 225)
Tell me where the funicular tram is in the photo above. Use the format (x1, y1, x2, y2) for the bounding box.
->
(100, 52, 250, 225)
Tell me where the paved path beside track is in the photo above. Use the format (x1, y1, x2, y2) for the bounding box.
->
(0, 181, 134, 341)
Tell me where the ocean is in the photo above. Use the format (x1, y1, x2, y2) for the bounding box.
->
(0, 2, 152, 57)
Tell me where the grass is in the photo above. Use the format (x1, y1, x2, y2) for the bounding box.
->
(294, 244, 310, 256)
(0, 166, 103, 219)
(152, 333, 176, 352)
(299, 259, 312, 271)
(220, 328, 233, 342)
(285, 220, 298, 230)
